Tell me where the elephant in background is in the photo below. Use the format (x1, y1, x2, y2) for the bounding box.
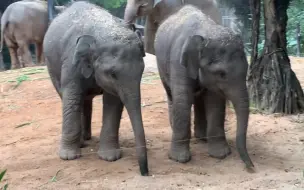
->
(0, 0, 65, 69)
(154, 5, 254, 169)
(124, 0, 222, 55)
(43, 1, 149, 176)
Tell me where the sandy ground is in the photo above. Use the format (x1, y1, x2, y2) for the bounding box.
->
(0, 54, 303, 190)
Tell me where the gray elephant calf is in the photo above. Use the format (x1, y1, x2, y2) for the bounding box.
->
(154, 5, 254, 169)
(43, 1, 149, 176)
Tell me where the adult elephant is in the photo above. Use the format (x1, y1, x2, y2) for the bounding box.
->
(0, 0, 65, 69)
(124, 0, 222, 55)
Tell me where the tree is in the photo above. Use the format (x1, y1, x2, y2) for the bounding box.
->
(247, 0, 304, 114)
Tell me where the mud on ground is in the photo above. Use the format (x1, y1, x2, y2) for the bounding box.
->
(0, 55, 303, 189)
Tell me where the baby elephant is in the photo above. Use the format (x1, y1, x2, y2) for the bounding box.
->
(154, 5, 254, 169)
(43, 1, 149, 176)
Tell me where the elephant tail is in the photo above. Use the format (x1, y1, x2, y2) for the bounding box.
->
(0, 13, 8, 53)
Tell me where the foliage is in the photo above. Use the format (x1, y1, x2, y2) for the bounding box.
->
(255, 0, 304, 56)
(90, 0, 127, 9)
(0, 169, 8, 190)
(286, 0, 304, 55)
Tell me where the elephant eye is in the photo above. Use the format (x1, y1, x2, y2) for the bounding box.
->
(219, 71, 226, 79)
(214, 70, 226, 79)
(110, 69, 117, 79)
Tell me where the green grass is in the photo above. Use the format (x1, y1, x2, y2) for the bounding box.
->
(0, 169, 8, 190)
(13, 75, 30, 89)
(227, 101, 260, 114)
(0, 67, 49, 89)
(141, 74, 160, 84)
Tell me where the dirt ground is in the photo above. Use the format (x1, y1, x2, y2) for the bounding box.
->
(0, 54, 303, 190)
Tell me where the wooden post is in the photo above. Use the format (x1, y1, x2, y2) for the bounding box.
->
(296, 22, 301, 57)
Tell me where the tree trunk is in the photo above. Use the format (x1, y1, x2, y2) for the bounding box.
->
(247, 0, 304, 114)
(249, 0, 261, 65)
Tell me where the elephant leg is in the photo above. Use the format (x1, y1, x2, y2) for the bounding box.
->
(17, 48, 24, 68)
(98, 91, 123, 161)
(194, 94, 207, 141)
(79, 97, 93, 148)
(169, 84, 193, 163)
(19, 44, 33, 67)
(161, 80, 173, 127)
(82, 97, 92, 140)
(144, 15, 157, 55)
(59, 86, 83, 160)
(204, 90, 231, 159)
(8, 47, 20, 69)
(35, 42, 44, 65)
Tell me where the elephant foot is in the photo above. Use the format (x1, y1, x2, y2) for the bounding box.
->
(59, 143, 81, 160)
(38, 62, 46, 66)
(98, 145, 122, 162)
(79, 136, 89, 148)
(208, 141, 231, 159)
(169, 143, 191, 163)
(11, 65, 20, 70)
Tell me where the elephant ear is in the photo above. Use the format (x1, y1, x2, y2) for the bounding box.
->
(180, 35, 205, 79)
(153, 0, 163, 7)
(72, 35, 97, 79)
(135, 30, 146, 57)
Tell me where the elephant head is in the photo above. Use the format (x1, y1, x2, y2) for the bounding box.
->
(73, 32, 148, 175)
(180, 35, 254, 169)
(124, 0, 157, 24)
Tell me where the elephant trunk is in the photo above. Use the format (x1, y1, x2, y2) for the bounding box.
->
(124, 2, 138, 24)
(228, 85, 254, 169)
(120, 84, 149, 176)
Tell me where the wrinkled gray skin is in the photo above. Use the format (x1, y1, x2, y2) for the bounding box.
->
(43, 1, 149, 176)
(154, 5, 254, 169)
(124, 0, 222, 55)
(0, 0, 65, 69)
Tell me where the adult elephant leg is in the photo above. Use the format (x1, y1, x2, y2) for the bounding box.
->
(144, 15, 157, 55)
(19, 43, 33, 67)
(35, 42, 44, 65)
(98, 92, 123, 161)
(169, 83, 193, 163)
(204, 90, 231, 159)
(8, 47, 20, 69)
(194, 93, 207, 142)
(59, 84, 83, 160)
(79, 97, 93, 148)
